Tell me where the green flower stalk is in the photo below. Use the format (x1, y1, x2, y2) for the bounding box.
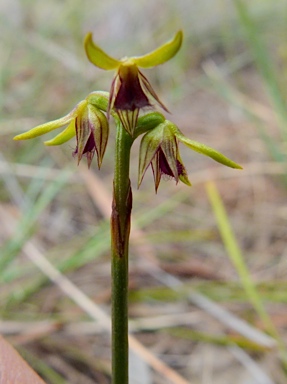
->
(13, 30, 241, 384)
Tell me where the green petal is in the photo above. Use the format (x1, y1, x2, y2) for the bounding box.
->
(138, 131, 162, 187)
(133, 31, 183, 68)
(84, 33, 121, 70)
(44, 120, 76, 146)
(160, 133, 178, 180)
(13, 114, 73, 141)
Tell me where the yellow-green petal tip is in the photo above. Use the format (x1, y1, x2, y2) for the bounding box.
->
(84, 33, 121, 70)
(133, 30, 183, 68)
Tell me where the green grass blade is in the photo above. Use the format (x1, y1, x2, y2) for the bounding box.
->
(206, 181, 278, 339)
(17, 347, 66, 384)
(0, 170, 71, 277)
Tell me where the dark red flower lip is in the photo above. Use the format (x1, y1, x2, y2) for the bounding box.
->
(113, 65, 150, 111)
(151, 146, 188, 192)
(73, 132, 96, 168)
(108, 63, 169, 136)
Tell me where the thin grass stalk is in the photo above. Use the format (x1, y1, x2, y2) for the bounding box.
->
(206, 181, 287, 358)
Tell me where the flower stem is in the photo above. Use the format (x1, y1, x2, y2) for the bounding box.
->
(111, 123, 133, 384)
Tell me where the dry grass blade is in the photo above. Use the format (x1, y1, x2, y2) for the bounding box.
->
(229, 345, 274, 384)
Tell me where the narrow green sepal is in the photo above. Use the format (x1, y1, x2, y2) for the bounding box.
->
(84, 33, 121, 70)
(171, 124, 242, 169)
(181, 138, 242, 169)
(133, 31, 183, 68)
(44, 120, 76, 146)
(13, 114, 73, 141)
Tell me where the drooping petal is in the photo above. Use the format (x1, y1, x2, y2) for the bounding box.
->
(138, 70, 169, 112)
(138, 130, 162, 187)
(44, 120, 76, 146)
(91, 107, 109, 168)
(151, 151, 161, 192)
(84, 32, 121, 70)
(13, 114, 73, 141)
(160, 132, 179, 181)
(75, 105, 92, 165)
(108, 73, 121, 118)
(132, 31, 183, 68)
(170, 122, 243, 169)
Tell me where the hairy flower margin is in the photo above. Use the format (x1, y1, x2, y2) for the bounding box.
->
(84, 31, 182, 136)
(138, 119, 242, 192)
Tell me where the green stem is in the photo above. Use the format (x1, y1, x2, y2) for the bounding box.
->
(111, 124, 133, 384)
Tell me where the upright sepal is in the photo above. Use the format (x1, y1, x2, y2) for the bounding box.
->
(84, 33, 120, 70)
(133, 31, 183, 68)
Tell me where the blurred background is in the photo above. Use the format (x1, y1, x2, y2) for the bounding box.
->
(1, 0, 287, 383)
